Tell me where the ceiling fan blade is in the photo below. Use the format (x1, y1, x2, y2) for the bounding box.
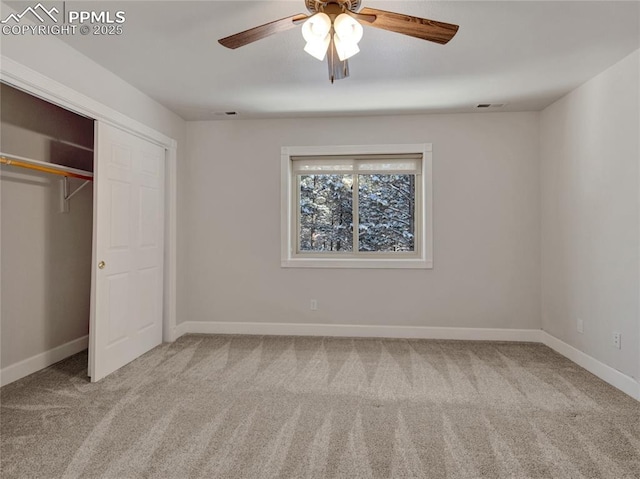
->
(358, 7, 459, 45)
(219, 13, 309, 49)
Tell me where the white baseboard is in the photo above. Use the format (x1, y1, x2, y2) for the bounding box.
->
(541, 331, 640, 401)
(175, 321, 542, 342)
(174, 321, 189, 340)
(0, 335, 89, 387)
(4, 327, 636, 401)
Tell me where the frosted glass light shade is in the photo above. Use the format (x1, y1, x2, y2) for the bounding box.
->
(304, 35, 331, 61)
(302, 13, 332, 61)
(333, 33, 360, 61)
(301, 13, 331, 43)
(333, 14, 363, 44)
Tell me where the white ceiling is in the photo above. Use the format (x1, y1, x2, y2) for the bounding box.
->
(41, 1, 640, 119)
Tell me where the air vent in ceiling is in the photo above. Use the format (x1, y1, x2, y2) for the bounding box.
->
(214, 111, 239, 116)
(476, 103, 505, 109)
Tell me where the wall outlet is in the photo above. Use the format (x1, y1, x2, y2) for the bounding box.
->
(613, 332, 621, 349)
(577, 318, 584, 334)
(310, 299, 318, 311)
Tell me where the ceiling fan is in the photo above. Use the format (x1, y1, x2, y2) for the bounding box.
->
(218, 0, 459, 83)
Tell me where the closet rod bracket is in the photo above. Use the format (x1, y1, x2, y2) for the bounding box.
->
(61, 177, 90, 213)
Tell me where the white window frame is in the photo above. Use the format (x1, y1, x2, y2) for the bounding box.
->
(281, 144, 433, 269)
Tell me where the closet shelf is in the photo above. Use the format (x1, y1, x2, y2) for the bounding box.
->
(0, 152, 93, 182)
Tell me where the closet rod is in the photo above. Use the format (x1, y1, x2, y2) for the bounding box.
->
(0, 152, 93, 182)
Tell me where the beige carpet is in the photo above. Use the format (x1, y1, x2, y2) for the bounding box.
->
(1, 334, 639, 478)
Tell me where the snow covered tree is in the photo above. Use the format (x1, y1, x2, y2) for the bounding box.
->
(299, 173, 415, 252)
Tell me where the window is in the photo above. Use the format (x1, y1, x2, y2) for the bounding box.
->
(281, 144, 433, 268)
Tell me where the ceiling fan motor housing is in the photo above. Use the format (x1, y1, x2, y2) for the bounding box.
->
(305, 0, 362, 14)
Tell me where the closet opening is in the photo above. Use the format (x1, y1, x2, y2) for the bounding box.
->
(1, 82, 95, 381)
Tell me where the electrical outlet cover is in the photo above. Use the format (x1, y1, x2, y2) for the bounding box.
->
(613, 332, 621, 349)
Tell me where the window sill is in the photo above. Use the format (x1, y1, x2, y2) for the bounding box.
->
(281, 258, 433, 269)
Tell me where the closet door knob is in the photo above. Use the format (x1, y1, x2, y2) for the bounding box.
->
(98, 261, 106, 270)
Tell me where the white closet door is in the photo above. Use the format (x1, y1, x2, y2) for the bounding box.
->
(89, 122, 165, 382)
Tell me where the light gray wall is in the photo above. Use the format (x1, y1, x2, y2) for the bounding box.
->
(1, 84, 94, 368)
(540, 49, 640, 379)
(184, 112, 541, 329)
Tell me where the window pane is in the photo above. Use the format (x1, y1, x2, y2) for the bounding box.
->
(299, 174, 353, 252)
(358, 174, 415, 252)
